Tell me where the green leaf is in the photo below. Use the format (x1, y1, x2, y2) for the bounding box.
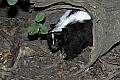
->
(35, 11, 45, 22)
(39, 24, 48, 34)
(28, 22, 40, 35)
(7, 0, 18, 5)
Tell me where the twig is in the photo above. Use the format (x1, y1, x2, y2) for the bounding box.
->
(105, 70, 120, 80)
(2, 41, 22, 71)
(0, 29, 13, 46)
(0, 71, 12, 78)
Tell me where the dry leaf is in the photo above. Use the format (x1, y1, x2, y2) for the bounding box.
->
(58, 68, 64, 76)
(0, 51, 12, 60)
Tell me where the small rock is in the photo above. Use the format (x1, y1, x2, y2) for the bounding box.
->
(21, 47, 35, 57)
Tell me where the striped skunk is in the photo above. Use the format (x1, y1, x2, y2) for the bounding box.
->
(47, 9, 93, 60)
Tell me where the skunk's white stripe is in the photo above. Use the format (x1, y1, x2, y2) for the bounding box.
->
(52, 33, 55, 45)
(51, 10, 91, 32)
(60, 10, 72, 21)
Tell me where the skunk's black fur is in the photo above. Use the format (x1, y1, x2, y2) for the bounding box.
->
(63, 21, 93, 60)
(47, 10, 93, 60)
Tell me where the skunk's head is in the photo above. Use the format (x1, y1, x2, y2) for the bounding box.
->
(47, 31, 64, 52)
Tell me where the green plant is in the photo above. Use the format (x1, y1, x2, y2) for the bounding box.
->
(7, 0, 18, 5)
(28, 11, 48, 35)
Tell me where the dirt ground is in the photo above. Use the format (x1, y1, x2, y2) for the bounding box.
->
(0, 1, 120, 80)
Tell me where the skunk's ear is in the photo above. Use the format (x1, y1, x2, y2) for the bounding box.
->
(50, 24, 56, 28)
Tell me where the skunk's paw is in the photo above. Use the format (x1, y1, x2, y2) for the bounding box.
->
(63, 55, 77, 61)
